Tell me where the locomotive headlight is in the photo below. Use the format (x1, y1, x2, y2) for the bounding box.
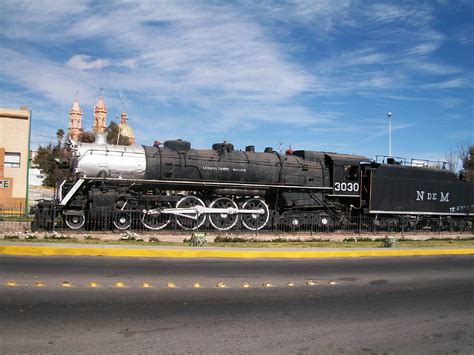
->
(321, 217, 328, 225)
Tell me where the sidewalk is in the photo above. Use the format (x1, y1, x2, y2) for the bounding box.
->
(1, 241, 473, 259)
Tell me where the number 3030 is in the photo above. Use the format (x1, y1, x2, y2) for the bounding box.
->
(334, 182, 359, 192)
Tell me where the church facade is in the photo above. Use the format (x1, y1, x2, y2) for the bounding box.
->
(67, 96, 135, 144)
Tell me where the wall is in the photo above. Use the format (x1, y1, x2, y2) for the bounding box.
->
(0, 107, 30, 210)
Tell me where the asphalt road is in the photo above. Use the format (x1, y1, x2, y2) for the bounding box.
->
(1, 255, 473, 353)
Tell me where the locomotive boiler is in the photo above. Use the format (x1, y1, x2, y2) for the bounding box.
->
(31, 136, 474, 232)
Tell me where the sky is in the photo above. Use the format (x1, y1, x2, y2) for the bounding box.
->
(0, 0, 473, 164)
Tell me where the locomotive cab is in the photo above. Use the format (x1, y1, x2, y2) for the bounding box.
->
(325, 153, 366, 197)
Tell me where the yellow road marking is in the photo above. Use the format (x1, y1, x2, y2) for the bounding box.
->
(6, 280, 16, 287)
(192, 282, 201, 288)
(216, 282, 226, 288)
(1, 245, 473, 259)
(166, 282, 176, 288)
(89, 282, 99, 288)
(241, 282, 250, 288)
(114, 281, 125, 288)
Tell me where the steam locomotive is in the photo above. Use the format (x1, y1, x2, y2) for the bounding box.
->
(31, 135, 473, 231)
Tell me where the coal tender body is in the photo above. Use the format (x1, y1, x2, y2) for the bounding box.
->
(361, 159, 473, 227)
(32, 138, 473, 231)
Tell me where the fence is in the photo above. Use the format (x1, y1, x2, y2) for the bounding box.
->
(1, 206, 472, 235)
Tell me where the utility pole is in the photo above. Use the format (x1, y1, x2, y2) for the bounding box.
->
(116, 114, 121, 145)
(387, 112, 392, 157)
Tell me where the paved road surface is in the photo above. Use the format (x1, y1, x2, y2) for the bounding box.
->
(1, 255, 473, 353)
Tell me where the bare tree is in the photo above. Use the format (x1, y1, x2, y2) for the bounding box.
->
(444, 149, 458, 173)
(458, 142, 473, 181)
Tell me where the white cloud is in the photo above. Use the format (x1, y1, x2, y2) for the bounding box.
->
(408, 62, 462, 75)
(0, 0, 472, 152)
(66, 55, 111, 71)
(119, 59, 136, 69)
(422, 78, 467, 89)
(406, 42, 440, 56)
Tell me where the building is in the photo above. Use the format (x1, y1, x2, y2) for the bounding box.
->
(92, 96, 107, 134)
(0, 107, 31, 211)
(68, 100, 82, 141)
(67, 96, 135, 145)
(118, 112, 136, 145)
(28, 150, 54, 205)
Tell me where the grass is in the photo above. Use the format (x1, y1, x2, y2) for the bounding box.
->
(209, 239, 474, 248)
(2, 237, 474, 248)
(0, 215, 33, 222)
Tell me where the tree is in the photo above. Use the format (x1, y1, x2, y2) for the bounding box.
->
(79, 131, 96, 143)
(459, 143, 474, 181)
(33, 143, 62, 187)
(444, 149, 458, 173)
(106, 121, 130, 146)
(56, 128, 65, 146)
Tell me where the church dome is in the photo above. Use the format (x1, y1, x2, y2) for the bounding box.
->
(119, 112, 135, 144)
(119, 123, 135, 139)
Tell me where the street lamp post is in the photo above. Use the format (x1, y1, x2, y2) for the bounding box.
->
(387, 112, 392, 157)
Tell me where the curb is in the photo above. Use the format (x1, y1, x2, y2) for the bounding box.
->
(1, 244, 474, 259)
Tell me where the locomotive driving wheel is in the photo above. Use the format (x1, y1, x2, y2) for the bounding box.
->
(141, 202, 172, 230)
(241, 198, 270, 231)
(113, 211, 132, 230)
(64, 212, 85, 230)
(209, 197, 239, 231)
(175, 196, 207, 230)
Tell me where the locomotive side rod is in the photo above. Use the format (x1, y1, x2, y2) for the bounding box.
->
(144, 206, 265, 220)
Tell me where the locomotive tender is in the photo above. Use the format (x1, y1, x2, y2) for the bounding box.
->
(32, 136, 473, 231)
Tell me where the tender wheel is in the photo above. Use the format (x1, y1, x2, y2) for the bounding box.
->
(241, 198, 270, 231)
(279, 212, 303, 231)
(176, 196, 207, 230)
(113, 211, 132, 230)
(141, 203, 172, 231)
(209, 197, 239, 231)
(64, 213, 85, 230)
(317, 214, 333, 231)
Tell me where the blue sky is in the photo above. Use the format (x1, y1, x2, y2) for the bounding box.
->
(0, 0, 472, 163)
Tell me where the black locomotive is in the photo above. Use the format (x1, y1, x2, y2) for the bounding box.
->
(31, 136, 473, 231)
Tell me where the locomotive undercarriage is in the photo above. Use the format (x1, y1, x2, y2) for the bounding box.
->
(61, 192, 336, 232)
(33, 178, 470, 233)
(33, 178, 341, 232)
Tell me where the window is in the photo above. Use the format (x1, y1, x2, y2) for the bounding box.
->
(4, 152, 21, 168)
(344, 165, 358, 180)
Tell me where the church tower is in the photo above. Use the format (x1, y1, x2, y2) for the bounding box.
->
(68, 100, 82, 141)
(92, 96, 107, 134)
